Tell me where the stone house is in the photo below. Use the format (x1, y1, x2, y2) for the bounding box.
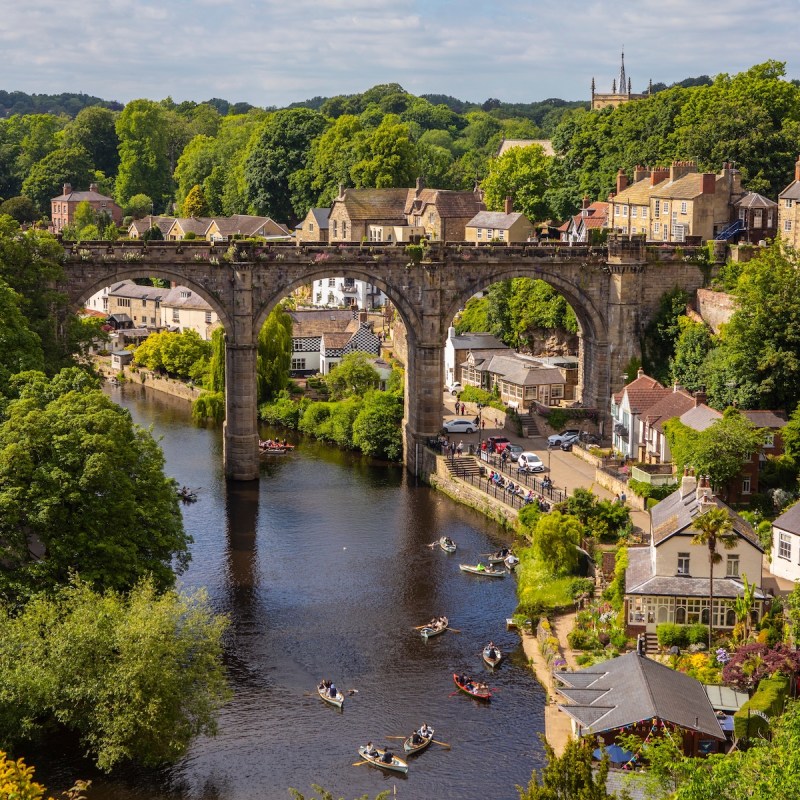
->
(611, 162, 744, 242)
(464, 205, 535, 243)
(777, 155, 800, 249)
(327, 187, 409, 243)
(165, 217, 213, 240)
(561, 198, 611, 243)
(403, 178, 485, 242)
(205, 215, 290, 241)
(160, 286, 220, 340)
(295, 208, 330, 243)
(50, 182, 123, 234)
(625, 472, 766, 637)
(127, 215, 175, 239)
(771, 501, 800, 583)
(733, 192, 777, 244)
(107, 280, 165, 330)
(444, 326, 506, 387)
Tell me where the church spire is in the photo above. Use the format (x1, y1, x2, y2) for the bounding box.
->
(619, 50, 627, 95)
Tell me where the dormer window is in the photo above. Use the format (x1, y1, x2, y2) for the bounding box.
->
(180, 291, 191, 299)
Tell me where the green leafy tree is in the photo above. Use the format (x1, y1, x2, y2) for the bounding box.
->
(642, 287, 689, 383)
(351, 390, 404, 460)
(482, 143, 552, 222)
(0, 374, 190, 598)
(324, 352, 380, 400)
(350, 115, 418, 190)
(73, 200, 97, 232)
(0, 578, 229, 771)
(115, 99, 173, 207)
(182, 183, 210, 217)
(257, 305, 293, 403)
(0, 279, 45, 393)
(0, 195, 38, 223)
(455, 295, 490, 334)
(289, 787, 389, 800)
(61, 105, 120, 177)
(671, 316, 713, 392)
(531, 512, 583, 576)
(517, 736, 612, 800)
(21, 146, 94, 213)
(124, 193, 153, 219)
(206, 326, 226, 392)
(691, 506, 737, 648)
(134, 330, 210, 380)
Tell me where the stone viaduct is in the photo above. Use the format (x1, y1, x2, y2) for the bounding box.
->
(59, 237, 718, 481)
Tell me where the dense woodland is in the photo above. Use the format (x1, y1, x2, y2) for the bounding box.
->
(1, 62, 798, 229)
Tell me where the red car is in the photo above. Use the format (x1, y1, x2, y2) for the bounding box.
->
(486, 436, 511, 453)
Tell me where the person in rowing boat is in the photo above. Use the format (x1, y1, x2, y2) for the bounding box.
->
(328, 682, 338, 698)
(419, 722, 431, 737)
(411, 731, 423, 745)
(476, 562, 485, 572)
(488, 642, 498, 660)
(366, 741, 378, 757)
(381, 749, 393, 764)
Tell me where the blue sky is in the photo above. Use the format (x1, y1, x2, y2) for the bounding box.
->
(3, 0, 798, 107)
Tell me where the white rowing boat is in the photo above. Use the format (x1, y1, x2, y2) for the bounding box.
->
(358, 745, 408, 773)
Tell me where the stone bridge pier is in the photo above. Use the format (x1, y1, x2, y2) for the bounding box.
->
(59, 237, 716, 482)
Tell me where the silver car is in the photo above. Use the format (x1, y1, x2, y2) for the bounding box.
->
(442, 417, 477, 434)
(517, 452, 545, 473)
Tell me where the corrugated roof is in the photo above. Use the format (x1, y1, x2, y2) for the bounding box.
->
(556, 651, 724, 739)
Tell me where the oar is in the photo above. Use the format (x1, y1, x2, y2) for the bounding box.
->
(352, 760, 368, 767)
(448, 627, 462, 633)
(385, 735, 406, 739)
(432, 739, 451, 749)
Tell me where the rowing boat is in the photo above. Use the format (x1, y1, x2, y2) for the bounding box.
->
(438, 536, 456, 553)
(452, 672, 492, 701)
(420, 617, 448, 639)
(403, 726, 434, 755)
(459, 563, 505, 578)
(487, 548, 511, 564)
(357, 746, 408, 773)
(504, 554, 520, 570)
(317, 683, 344, 709)
(482, 644, 502, 669)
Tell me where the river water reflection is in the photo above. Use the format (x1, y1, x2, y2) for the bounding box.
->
(52, 385, 546, 800)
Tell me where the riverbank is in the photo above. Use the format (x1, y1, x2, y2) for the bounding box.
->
(95, 357, 202, 403)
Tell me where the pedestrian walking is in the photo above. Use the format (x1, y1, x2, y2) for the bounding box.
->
(457, 440, 464, 457)
(620, 491, 627, 505)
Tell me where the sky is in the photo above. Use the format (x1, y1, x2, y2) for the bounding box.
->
(2, 0, 799, 108)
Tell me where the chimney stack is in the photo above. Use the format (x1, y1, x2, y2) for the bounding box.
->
(581, 196, 590, 211)
(650, 167, 669, 186)
(633, 165, 650, 183)
(694, 389, 707, 407)
(637, 367, 644, 378)
(681, 467, 697, 497)
(616, 168, 628, 195)
(415, 176, 425, 196)
(504, 196, 513, 215)
(669, 160, 697, 183)
(696, 474, 713, 502)
(89, 182, 98, 193)
(796, 155, 800, 183)
(63, 182, 72, 196)
(701, 173, 716, 195)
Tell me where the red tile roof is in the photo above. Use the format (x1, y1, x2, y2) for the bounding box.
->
(614, 372, 668, 413)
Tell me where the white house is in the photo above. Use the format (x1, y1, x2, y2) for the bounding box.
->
(625, 471, 766, 636)
(771, 502, 800, 583)
(611, 369, 669, 459)
(443, 326, 507, 387)
(160, 286, 220, 340)
(311, 276, 387, 310)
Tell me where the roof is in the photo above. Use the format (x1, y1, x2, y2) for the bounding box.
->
(614, 372, 668, 413)
(680, 404, 722, 431)
(211, 214, 290, 238)
(613, 176, 669, 206)
(735, 192, 778, 210)
(107, 280, 166, 301)
(703, 684, 748, 713)
(496, 138, 555, 157)
(308, 208, 330, 229)
(649, 480, 762, 550)
(773, 500, 800, 536)
(405, 188, 485, 219)
(741, 409, 787, 429)
(289, 309, 355, 338)
(466, 211, 531, 230)
(449, 331, 507, 351)
(168, 217, 213, 236)
(644, 389, 696, 433)
(555, 651, 724, 739)
(651, 172, 719, 201)
(779, 180, 800, 201)
(321, 332, 352, 350)
(51, 187, 117, 203)
(160, 286, 213, 311)
(108, 313, 132, 323)
(333, 188, 408, 222)
(128, 216, 174, 236)
(485, 354, 566, 387)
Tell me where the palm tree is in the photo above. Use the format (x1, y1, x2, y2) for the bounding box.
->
(691, 504, 737, 649)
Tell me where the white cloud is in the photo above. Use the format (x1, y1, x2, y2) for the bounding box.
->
(0, 0, 798, 106)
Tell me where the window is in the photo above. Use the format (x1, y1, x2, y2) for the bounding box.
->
(739, 208, 747, 222)
(496, 230, 504, 240)
(414, 215, 421, 226)
(753, 209, 763, 228)
(663, 202, 670, 213)
(764, 433, 775, 448)
(726, 555, 740, 577)
(291, 358, 306, 371)
(631, 206, 638, 217)
(742, 476, 751, 494)
(487, 229, 493, 239)
(680, 201, 687, 214)
(150, 317, 156, 325)
(308, 222, 314, 232)
(429, 212, 434, 224)
(205, 311, 212, 324)
(654, 222, 661, 234)
(117, 298, 131, 308)
(768, 211, 774, 227)
(614, 204, 621, 217)
(550, 384, 564, 399)
(142, 299, 147, 308)
(785, 219, 793, 232)
(172, 309, 180, 323)
(622, 205, 628, 217)
(328, 278, 335, 287)
(332, 220, 338, 237)
(641, 207, 648, 218)
(785, 198, 793, 208)
(677, 552, 690, 575)
(779, 532, 791, 560)
(654, 200, 660, 217)
(672, 211, 678, 221)
(476, 228, 482, 240)
(342, 221, 347, 238)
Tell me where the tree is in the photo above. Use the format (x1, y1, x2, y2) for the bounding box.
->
(0, 578, 229, 771)
(690, 506, 737, 648)
(0, 279, 44, 393)
(61, 105, 120, 177)
(349, 115, 418, 190)
(124, 193, 154, 219)
(206, 326, 226, 393)
(133, 330, 210, 379)
(0, 751, 88, 800)
(641, 287, 689, 383)
(244, 108, 329, 223)
(671, 316, 713, 392)
(115, 99, 173, 207)
(482, 143, 552, 222)
(721, 642, 800, 692)
(0, 195, 38, 223)
(517, 736, 612, 800)
(351, 390, 404, 460)
(0, 374, 190, 599)
(531, 512, 583, 576)
(324, 352, 380, 400)
(289, 788, 389, 800)
(20, 146, 94, 213)
(256, 305, 293, 403)
(72, 199, 96, 232)
(182, 183, 210, 217)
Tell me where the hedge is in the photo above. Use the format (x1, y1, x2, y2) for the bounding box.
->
(656, 623, 710, 649)
(734, 674, 790, 740)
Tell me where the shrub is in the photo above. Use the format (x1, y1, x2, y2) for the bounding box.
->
(734, 674, 790, 740)
(657, 623, 689, 649)
(191, 391, 225, 424)
(568, 628, 601, 650)
(459, 384, 504, 410)
(687, 623, 710, 645)
(569, 578, 595, 599)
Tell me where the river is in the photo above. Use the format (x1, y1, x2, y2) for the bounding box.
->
(42, 384, 546, 800)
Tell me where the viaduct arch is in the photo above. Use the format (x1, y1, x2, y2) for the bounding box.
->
(61, 238, 718, 481)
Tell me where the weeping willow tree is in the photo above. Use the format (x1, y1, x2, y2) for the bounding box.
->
(192, 326, 226, 423)
(257, 305, 293, 404)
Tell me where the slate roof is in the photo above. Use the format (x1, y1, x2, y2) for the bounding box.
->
(644, 389, 696, 433)
(212, 215, 289, 237)
(289, 309, 354, 337)
(449, 332, 507, 351)
(735, 192, 778, 210)
(651, 172, 719, 200)
(496, 138, 555, 157)
(556, 651, 724, 739)
(613, 372, 668, 412)
(649, 481, 761, 550)
(51, 186, 116, 203)
(485, 354, 565, 387)
(334, 188, 408, 221)
(160, 286, 213, 311)
(128, 216, 174, 236)
(773, 500, 800, 536)
(107, 280, 166, 301)
(680, 404, 722, 431)
(466, 211, 530, 231)
(168, 217, 213, 237)
(779, 180, 800, 201)
(405, 188, 485, 218)
(741, 409, 787, 429)
(309, 208, 330, 229)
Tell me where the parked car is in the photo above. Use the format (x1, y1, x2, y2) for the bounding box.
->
(508, 443, 524, 461)
(443, 417, 477, 434)
(547, 429, 581, 447)
(486, 435, 511, 453)
(517, 452, 545, 473)
(445, 381, 462, 396)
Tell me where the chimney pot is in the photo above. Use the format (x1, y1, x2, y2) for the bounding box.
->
(89, 182, 98, 193)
